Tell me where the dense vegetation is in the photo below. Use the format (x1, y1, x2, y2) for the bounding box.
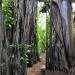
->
(37, 2, 46, 54)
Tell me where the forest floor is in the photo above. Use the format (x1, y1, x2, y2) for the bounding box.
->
(27, 53, 45, 75)
(27, 53, 68, 75)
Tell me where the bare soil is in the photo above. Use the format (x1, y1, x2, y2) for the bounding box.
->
(27, 62, 45, 75)
(27, 53, 45, 75)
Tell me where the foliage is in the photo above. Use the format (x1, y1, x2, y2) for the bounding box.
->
(2, 0, 15, 29)
(46, 12, 50, 46)
(19, 44, 31, 64)
(9, 43, 32, 64)
(37, 25, 46, 53)
(72, 3, 75, 15)
(9, 43, 16, 48)
(36, 2, 46, 54)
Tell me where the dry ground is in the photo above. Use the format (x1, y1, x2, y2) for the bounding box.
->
(27, 53, 68, 75)
(27, 53, 45, 75)
(27, 62, 45, 75)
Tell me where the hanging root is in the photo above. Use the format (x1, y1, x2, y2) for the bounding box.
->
(68, 67, 75, 75)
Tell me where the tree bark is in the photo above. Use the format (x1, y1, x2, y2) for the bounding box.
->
(47, 0, 73, 71)
(0, 0, 3, 74)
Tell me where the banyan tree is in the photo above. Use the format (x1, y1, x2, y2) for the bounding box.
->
(0, 0, 38, 75)
(0, 0, 75, 75)
(46, 0, 75, 73)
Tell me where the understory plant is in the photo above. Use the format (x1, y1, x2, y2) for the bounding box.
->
(9, 43, 32, 64)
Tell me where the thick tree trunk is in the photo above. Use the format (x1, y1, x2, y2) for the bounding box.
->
(0, 0, 3, 74)
(0, 1, 10, 75)
(60, 0, 73, 68)
(47, 0, 74, 71)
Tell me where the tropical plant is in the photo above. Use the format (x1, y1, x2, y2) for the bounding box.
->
(2, 0, 15, 29)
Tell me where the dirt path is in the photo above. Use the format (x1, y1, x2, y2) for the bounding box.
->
(27, 62, 45, 75)
(27, 53, 45, 75)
